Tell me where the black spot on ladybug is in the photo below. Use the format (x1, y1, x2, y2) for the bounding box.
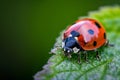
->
(104, 33, 106, 39)
(95, 22, 101, 28)
(93, 41, 97, 46)
(88, 29, 94, 35)
(84, 41, 87, 45)
(71, 31, 80, 37)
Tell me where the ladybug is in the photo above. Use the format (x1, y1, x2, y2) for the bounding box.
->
(62, 18, 112, 63)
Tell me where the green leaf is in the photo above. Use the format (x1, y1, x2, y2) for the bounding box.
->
(34, 6, 120, 80)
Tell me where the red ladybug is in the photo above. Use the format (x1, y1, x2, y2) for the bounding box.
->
(62, 18, 111, 63)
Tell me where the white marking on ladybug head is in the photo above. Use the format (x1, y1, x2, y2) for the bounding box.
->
(73, 47, 80, 53)
(68, 34, 72, 37)
(62, 42, 65, 48)
(67, 50, 70, 53)
(74, 37, 78, 41)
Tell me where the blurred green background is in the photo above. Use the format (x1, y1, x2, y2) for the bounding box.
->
(1, 0, 120, 80)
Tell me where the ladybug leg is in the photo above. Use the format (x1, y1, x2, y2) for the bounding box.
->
(67, 53, 72, 58)
(64, 52, 68, 56)
(95, 50, 100, 61)
(83, 51, 88, 62)
(64, 52, 71, 58)
(105, 40, 114, 47)
(78, 52, 81, 64)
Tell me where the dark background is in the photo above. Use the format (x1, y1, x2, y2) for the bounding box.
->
(1, 0, 120, 80)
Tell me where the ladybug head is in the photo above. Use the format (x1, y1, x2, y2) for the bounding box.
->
(62, 31, 81, 53)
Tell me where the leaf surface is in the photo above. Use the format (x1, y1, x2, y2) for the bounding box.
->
(34, 6, 120, 80)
